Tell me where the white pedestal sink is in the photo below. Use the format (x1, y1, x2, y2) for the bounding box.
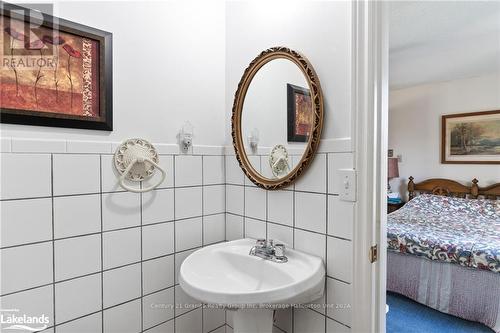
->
(179, 238, 325, 333)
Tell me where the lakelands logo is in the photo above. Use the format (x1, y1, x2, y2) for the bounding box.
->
(0, 309, 49, 332)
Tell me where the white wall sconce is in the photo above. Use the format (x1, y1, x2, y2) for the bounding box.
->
(247, 128, 260, 153)
(178, 121, 194, 153)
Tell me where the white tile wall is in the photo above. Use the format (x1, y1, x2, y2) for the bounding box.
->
(1, 242, 53, 294)
(1, 198, 52, 247)
(102, 192, 141, 230)
(176, 307, 203, 332)
(294, 229, 326, 261)
(1, 153, 51, 199)
(244, 217, 266, 239)
(203, 214, 225, 245)
(142, 189, 175, 225)
(203, 155, 225, 185)
(103, 263, 142, 308)
(295, 192, 327, 233)
(327, 236, 353, 283)
(55, 234, 101, 281)
(103, 228, 141, 269)
(54, 194, 101, 238)
(1, 140, 354, 333)
(225, 155, 244, 185)
(0, 285, 54, 327)
(175, 187, 202, 219)
(53, 154, 100, 196)
(244, 187, 266, 220)
(175, 217, 202, 251)
(104, 299, 142, 333)
(294, 308, 325, 333)
(142, 288, 175, 329)
(143, 222, 175, 260)
(55, 274, 101, 324)
(57, 312, 102, 333)
(144, 320, 174, 333)
(327, 278, 353, 327)
(267, 223, 293, 247)
(267, 190, 293, 226)
(142, 255, 175, 294)
(203, 185, 225, 215)
(295, 153, 327, 193)
(225, 214, 243, 241)
(175, 156, 202, 187)
(328, 196, 354, 240)
(226, 185, 244, 215)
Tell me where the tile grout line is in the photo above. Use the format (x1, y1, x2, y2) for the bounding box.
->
(324, 153, 329, 333)
(173, 155, 177, 333)
(140, 179, 144, 332)
(100, 154, 104, 333)
(50, 154, 56, 329)
(1, 211, 227, 251)
(201, 155, 205, 332)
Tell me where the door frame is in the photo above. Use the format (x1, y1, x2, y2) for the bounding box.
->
(352, 1, 389, 332)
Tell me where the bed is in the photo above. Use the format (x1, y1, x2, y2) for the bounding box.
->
(386, 177, 500, 332)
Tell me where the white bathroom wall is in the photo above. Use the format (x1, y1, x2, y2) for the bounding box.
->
(0, 149, 227, 333)
(1, 1, 227, 333)
(225, 2, 355, 332)
(389, 74, 500, 195)
(2, 1, 358, 333)
(225, 0, 353, 147)
(1, 0, 226, 146)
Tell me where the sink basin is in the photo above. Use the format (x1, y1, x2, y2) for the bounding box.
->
(179, 238, 325, 333)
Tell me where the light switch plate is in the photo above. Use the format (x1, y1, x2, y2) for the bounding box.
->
(339, 169, 356, 202)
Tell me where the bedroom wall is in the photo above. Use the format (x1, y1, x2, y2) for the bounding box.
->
(389, 74, 500, 196)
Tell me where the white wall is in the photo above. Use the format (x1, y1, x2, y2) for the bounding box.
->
(1, 0, 226, 146)
(225, 2, 355, 332)
(389, 74, 500, 195)
(225, 0, 353, 145)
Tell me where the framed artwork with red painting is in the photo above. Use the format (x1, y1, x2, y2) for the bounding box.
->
(287, 83, 312, 143)
(1, 3, 112, 130)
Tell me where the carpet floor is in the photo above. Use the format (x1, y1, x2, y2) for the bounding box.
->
(386, 292, 494, 333)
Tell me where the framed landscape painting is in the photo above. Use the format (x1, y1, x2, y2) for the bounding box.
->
(287, 83, 312, 143)
(441, 110, 500, 164)
(0, 2, 112, 130)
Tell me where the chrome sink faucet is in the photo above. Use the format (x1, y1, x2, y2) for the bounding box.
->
(249, 239, 288, 263)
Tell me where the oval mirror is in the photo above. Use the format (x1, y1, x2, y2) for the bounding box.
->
(231, 47, 324, 190)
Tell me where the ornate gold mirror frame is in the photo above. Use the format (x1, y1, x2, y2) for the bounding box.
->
(231, 47, 324, 190)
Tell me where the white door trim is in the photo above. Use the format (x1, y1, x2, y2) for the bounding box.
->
(352, 1, 389, 332)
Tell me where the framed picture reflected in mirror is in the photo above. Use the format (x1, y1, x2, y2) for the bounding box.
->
(287, 83, 312, 143)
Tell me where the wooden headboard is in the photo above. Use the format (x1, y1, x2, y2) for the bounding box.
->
(408, 176, 500, 200)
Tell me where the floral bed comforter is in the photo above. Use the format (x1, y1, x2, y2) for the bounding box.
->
(387, 194, 500, 273)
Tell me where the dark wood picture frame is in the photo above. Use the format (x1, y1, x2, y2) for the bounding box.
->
(441, 110, 500, 164)
(1, 2, 113, 130)
(287, 83, 311, 143)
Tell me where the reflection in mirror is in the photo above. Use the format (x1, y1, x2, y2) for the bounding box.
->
(241, 58, 313, 180)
